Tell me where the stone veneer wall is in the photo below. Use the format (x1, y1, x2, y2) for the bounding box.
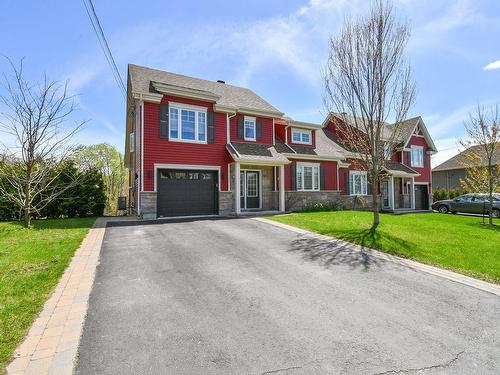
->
(219, 191, 234, 215)
(140, 192, 157, 219)
(285, 191, 373, 211)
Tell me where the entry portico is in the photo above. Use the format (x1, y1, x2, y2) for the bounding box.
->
(227, 143, 289, 215)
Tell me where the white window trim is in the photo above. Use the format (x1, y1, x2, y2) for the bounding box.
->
(349, 171, 368, 196)
(168, 102, 207, 144)
(411, 145, 424, 168)
(291, 128, 312, 145)
(296, 162, 320, 191)
(244, 116, 256, 141)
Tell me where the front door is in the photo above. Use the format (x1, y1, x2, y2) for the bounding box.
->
(382, 180, 390, 208)
(240, 170, 260, 209)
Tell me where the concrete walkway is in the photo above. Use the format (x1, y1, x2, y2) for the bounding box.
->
(6, 218, 106, 375)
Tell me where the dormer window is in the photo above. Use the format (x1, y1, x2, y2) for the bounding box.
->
(244, 116, 256, 141)
(291, 128, 312, 145)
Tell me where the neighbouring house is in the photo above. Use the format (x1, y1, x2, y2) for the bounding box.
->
(124, 64, 437, 218)
(432, 145, 500, 192)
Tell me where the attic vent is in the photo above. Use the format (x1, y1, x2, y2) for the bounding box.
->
(217, 80, 225, 84)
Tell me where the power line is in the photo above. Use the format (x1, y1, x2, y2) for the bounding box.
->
(82, 0, 126, 96)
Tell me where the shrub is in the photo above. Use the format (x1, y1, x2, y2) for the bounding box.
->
(432, 188, 465, 202)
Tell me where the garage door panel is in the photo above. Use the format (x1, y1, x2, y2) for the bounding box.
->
(415, 185, 429, 210)
(157, 170, 218, 217)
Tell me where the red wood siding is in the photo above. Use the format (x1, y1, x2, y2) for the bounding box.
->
(284, 159, 338, 191)
(406, 135, 431, 183)
(230, 114, 274, 144)
(275, 124, 286, 143)
(142, 95, 231, 191)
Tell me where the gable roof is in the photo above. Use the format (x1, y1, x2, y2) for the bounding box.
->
(432, 144, 500, 172)
(324, 113, 437, 153)
(128, 64, 283, 117)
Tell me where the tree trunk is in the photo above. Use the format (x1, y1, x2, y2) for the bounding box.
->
(372, 191, 380, 225)
(488, 167, 494, 225)
(24, 205, 31, 228)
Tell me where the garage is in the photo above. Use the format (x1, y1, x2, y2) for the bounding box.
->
(157, 169, 218, 217)
(414, 184, 429, 210)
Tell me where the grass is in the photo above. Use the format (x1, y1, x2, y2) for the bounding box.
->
(269, 211, 500, 283)
(0, 217, 95, 373)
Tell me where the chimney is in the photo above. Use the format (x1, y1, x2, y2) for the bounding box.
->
(217, 80, 225, 84)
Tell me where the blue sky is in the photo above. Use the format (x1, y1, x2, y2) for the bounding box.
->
(1, 0, 500, 167)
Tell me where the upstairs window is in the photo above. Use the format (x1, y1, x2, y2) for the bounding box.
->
(383, 142, 391, 159)
(296, 163, 320, 191)
(349, 171, 367, 195)
(411, 145, 424, 168)
(244, 116, 256, 141)
(169, 103, 207, 143)
(291, 128, 312, 144)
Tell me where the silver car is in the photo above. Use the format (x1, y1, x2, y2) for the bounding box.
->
(432, 193, 500, 217)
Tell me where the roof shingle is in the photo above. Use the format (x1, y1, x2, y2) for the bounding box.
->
(129, 64, 281, 115)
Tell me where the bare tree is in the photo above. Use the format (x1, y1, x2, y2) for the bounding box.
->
(323, 0, 416, 225)
(0, 60, 85, 227)
(459, 105, 499, 224)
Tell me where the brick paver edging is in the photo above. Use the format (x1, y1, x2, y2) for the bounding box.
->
(6, 218, 107, 375)
(256, 217, 500, 297)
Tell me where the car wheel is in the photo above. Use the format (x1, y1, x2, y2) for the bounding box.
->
(438, 205, 449, 214)
(492, 209, 500, 218)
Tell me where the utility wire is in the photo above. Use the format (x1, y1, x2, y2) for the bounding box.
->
(82, 0, 126, 96)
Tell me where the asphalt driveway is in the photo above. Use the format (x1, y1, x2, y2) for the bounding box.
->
(75, 217, 500, 374)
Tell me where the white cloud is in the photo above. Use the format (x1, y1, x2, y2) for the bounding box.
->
(484, 60, 500, 70)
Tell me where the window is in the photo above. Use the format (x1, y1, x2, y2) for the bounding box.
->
(296, 163, 320, 191)
(129, 132, 135, 153)
(349, 171, 367, 195)
(244, 116, 256, 141)
(169, 103, 207, 143)
(411, 145, 424, 168)
(383, 142, 391, 159)
(291, 128, 312, 144)
(247, 173, 258, 197)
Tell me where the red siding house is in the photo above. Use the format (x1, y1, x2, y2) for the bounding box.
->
(125, 65, 437, 218)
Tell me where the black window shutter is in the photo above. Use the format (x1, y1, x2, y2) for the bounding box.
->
(207, 112, 215, 143)
(237, 116, 244, 139)
(159, 104, 169, 138)
(320, 166, 325, 190)
(407, 151, 411, 166)
(367, 181, 372, 195)
(345, 172, 349, 195)
(256, 120, 263, 141)
(290, 164, 296, 191)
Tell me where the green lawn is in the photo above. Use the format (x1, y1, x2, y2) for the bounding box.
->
(0, 217, 95, 373)
(269, 211, 500, 283)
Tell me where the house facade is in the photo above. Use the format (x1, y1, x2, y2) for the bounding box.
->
(432, 145, 500, 192)
(125, 64, 437, 218)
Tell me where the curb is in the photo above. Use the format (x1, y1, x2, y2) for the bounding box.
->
(254, 217, 500, 297)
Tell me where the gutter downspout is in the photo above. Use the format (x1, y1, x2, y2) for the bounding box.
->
(227, 112, 237, 193)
